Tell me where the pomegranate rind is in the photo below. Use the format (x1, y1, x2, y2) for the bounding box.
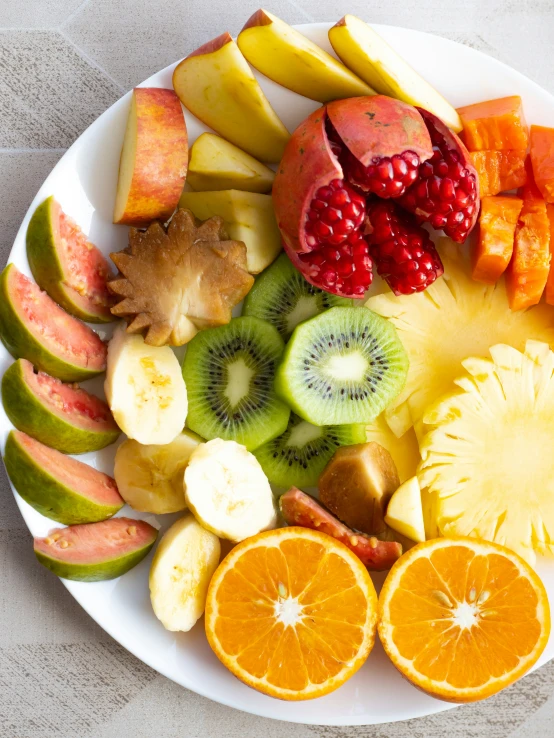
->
(273, 107, 342, 254)
(5, 430, 124, 526)
(34, 516, 158, 582)
(26, 197, 114, 323)
(280, 487, 402, 571)
(2, 359, 120, 454)
(417, 107, 480, 240)
(0, 264, 106, 382)
(327, 95, 433, 166)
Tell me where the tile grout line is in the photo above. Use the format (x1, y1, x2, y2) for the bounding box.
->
(57, 29, 125, 93)
(59, 0, 94, 31)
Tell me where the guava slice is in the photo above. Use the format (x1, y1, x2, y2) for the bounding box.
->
(27, 197, 115, 323)
(2, 359, 120, 454)
(0, 264, 107, 382)
(4, 430, 124, 525)
(34, 516, 158, 581)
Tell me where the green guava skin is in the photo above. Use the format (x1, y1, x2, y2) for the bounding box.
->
(26, 197, 113, 323)
(0, 264, 104, 382)
(2, 360, 120, 454)
(34, 536, 158, 582)
(4, 431, 124, 525)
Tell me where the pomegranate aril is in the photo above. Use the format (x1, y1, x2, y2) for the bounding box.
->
(305, 179, 366, 249)
(344, 150, 422, 199)
(400, 109, 479, 243)
(366, 201, 443, 296)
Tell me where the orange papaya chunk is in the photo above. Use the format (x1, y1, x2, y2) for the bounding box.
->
(505, 161, 551, 310)
(530, 125, 554, 203)
(545, 204, 554, 305)
(472, 195, 523, 284)
(470, 151, 501, 197)
(457, 96, 528, 151)
(470, 150, 527, 197)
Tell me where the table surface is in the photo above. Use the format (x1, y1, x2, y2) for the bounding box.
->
(2, 1, 554, 736)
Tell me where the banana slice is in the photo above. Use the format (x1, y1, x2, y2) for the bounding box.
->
(105, 324, 187, 445)
(114, 430, 203, 514)
(149, 514, 220, 632)
(184, 438, 277, 541)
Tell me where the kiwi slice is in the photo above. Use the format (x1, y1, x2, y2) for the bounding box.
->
(182, 316, 290, 451)
(275, 306, 408, 426)
(242, 253, 352, 340)
(254, 413, 366, 488)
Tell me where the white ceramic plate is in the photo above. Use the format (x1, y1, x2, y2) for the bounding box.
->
(2, 21, 554, 726)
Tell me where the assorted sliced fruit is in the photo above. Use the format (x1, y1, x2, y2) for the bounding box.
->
(3, 7, 554, 706)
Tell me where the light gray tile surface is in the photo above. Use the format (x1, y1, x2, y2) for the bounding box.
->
(0, 0, 84, 29)
(1, 1, 554, 736)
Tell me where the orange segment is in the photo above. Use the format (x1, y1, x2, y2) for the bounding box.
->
(505, 160, 551, 310)
(205, 527, 378, 700)
(472, 195, 523, 283)
(530, 125, 554, 203)
(378, 537, 550, 703)
(458, 96, 528, 151)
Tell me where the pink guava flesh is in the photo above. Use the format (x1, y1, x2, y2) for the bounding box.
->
(11, 268, 106, 371)
(21, 359, 117, 433)
(55, 204, 114, 312)
(17, 431, 122, 507)
(34, 517, 158, 565)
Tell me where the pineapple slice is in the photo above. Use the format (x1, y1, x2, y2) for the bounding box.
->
(366, 239, 554, 437)
(365, 414, 420, 483)
(419, 340, 554, 565)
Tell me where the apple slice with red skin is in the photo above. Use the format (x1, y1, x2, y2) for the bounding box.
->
(279, 487, 402, 571)
(0, 264, 106, 382)
(2, 359, 120, 454)
(34, 516, 158, 581)
(114, 88, 188, 227)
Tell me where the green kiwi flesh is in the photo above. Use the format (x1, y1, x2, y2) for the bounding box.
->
(274, 306, 408, 426)
(242, 253, 351, 340)
(182, 316, 290, 451)
(253, 413, 366, 488)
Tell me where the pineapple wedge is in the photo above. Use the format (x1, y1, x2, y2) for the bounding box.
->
(385, 476, 425, 543)
(365, 414, 420, 483)
(366, 239, 554, 437)
(419, 340, 554, 565)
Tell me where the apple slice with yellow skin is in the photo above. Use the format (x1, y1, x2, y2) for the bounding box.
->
(238, 9, 374, 103)
(329, 15, 462, 133)
(179, 190, 281, 274)
(173, 33, 289, 163)
(385, 476, 426, 543)
(188, 133, 275, 193)
(114, 88, 188, 227)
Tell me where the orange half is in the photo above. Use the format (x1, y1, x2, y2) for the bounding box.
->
(205, 527, 378, 700)
(378, 537, 550, 702)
